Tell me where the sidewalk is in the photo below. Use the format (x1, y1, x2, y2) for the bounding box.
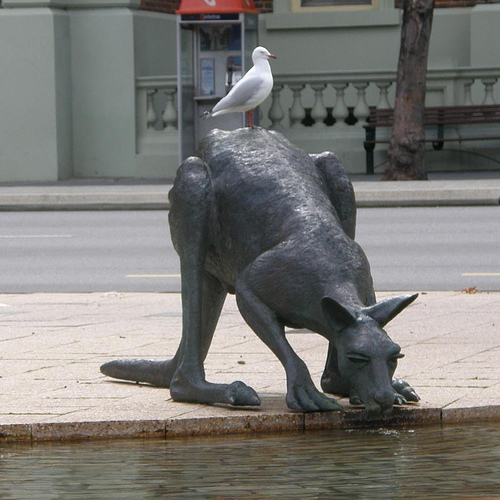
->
(1, 171, 499, 210)
(1, 291, 499, 442)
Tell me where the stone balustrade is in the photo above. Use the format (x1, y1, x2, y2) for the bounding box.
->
(136, 68, 499, 147)
(135, 68, 500, 175)
(261, 67, 500, 130)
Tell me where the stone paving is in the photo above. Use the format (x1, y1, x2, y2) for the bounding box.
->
(1, 291, 499, 442)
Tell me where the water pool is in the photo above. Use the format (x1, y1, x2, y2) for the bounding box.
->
(1, 423, 499, 499)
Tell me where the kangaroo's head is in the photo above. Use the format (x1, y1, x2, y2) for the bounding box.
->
(321, 293, 418, 417)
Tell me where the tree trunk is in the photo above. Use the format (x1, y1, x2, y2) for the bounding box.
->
(384, 0, 435, 181)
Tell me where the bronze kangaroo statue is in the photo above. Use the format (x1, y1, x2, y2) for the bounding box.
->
(101, 128, 419, 416)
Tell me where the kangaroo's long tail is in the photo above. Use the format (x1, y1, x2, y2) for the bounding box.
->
(100, 359, 173, 388)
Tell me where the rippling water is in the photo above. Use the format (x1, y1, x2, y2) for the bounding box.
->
(1, 423, 499, 499)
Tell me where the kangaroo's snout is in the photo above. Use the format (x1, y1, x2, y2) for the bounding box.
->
(354, 384, 396, 416)
(369, 390, 397, 416)
(373, 390, 395, 407)
(355, 384, 397, 417)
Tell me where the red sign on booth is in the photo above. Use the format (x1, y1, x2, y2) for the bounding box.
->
(176, 0, 258, 14)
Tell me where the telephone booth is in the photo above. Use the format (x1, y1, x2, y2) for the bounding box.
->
(176, 0, 259, 161)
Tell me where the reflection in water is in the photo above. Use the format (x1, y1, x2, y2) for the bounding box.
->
(1, 423, 500, 499)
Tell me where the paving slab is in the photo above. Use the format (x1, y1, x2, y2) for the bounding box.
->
(0, 291, 499, 442)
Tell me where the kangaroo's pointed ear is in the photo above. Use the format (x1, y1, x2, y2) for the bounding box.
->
(321, 297, 357, 333)
(363, 293, 418, 327)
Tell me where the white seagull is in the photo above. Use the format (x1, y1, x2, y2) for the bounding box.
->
(203, 46, 276, 128)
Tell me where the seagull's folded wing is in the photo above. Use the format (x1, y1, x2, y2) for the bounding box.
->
(212, 75, 263, 114)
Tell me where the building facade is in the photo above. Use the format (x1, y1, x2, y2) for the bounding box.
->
(0, 0, 499, 181)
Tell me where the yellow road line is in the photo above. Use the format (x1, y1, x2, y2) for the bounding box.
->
(126, 274, 181, 278)
(462, 273, 500, 277)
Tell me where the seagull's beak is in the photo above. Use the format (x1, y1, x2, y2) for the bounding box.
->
(268, 53, 277, 59)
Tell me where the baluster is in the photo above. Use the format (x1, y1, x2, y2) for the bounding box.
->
(289, 84, 306, 128)
(146, 90, 157, 129)
(353, 83, 370, 126)
(332, 83, 349, 128)
(463, 79, 474, 106)
(376, 82, 392, 109)
(163, 88, 178, 129)
(481, 78, 497, 105)
(268, 84, 285, 130)
(310, 83, 328, 127)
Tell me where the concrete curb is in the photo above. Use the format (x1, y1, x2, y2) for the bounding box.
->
(353, 183, 500, 207)
(0, 203, 171, 211)
(1, 189, 499, 210)
(1, 404, 499, 442)
(0, 193, 171, 211)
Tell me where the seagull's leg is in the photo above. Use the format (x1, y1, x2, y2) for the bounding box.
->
(249, 109, 257, 128)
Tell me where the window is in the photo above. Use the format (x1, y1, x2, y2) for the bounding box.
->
(291, 0, 377, 12)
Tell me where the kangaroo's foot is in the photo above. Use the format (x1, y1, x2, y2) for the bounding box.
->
(169, 373, 261, 407)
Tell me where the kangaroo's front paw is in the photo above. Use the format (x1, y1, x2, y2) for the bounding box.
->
(392, 377, 420, 403)
(286, 383, 343, 412)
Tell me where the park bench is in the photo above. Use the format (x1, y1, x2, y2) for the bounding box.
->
(363, 104, 500, 174)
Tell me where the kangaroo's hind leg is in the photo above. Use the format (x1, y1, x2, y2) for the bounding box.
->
(168, 157, 260, 407)
(100, 162, 227, 389)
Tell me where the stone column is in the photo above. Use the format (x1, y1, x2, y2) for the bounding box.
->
(0, 0, 142, 181)
(68, 0, 141, 178)
(0, 0, 73, 181)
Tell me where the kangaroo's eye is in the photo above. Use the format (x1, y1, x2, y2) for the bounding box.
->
(347, 354, 370, 366)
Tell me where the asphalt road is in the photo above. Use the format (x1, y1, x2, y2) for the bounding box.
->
(0, 211, 180, 293)
(355, 206, 500, 292)
(0, 207, 498, 293)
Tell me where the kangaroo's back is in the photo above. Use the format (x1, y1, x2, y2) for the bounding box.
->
(197, 128, 344, 267)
